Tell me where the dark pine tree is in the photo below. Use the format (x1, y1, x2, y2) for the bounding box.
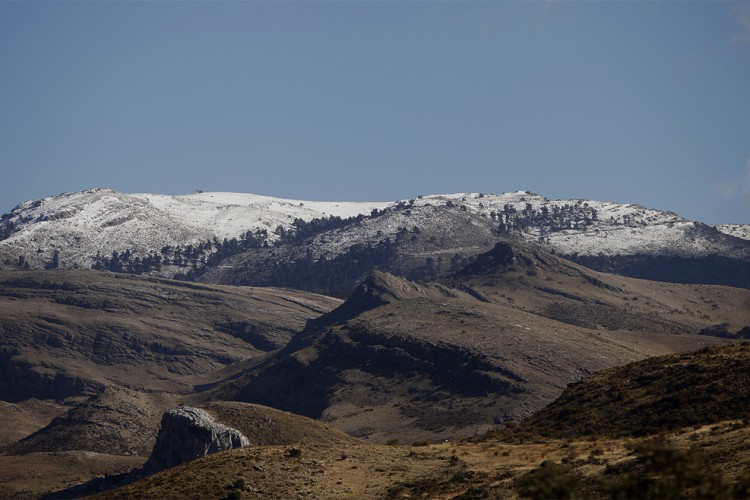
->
(45, 250, 60, 270)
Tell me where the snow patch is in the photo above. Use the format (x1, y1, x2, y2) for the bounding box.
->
(0, 188, 746, 272)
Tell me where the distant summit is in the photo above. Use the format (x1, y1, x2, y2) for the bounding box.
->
(1, 188, 748, 289)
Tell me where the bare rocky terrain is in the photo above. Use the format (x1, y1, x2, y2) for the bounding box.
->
(212, 242, 748, 444)
(72, 344, 750, 500)
(0, 241, 747, 498)
(84, 340, 750, 500)
(0, 271, 343, 498)
(0, 270, 340, 401)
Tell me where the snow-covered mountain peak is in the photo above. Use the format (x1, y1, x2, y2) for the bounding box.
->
(717, 224, 750, 241)
(0, 189, 391, 270)
(0, 188, 747, 275)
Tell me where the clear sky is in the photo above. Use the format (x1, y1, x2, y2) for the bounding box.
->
(1, 1, 749, 224)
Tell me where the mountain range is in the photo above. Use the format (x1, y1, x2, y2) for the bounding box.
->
(210, 241, 748, 443)
(0, 187, 748, 498)
(1, 188, 749, 292)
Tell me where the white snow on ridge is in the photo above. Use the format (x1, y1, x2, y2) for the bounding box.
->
(407, 192, 726, 257)
(132, 191, 390, 241)
(412, 191, 685, 226)
(180, 191, 391, 218)
(717, 224, 750, 241)
(0, 188, 745, 271)
(0, 188, 391, 270)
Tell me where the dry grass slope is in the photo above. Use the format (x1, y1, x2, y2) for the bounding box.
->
(91, 422, 750, 500)
(202, 401, 358, 448)
(0, 270, 341, 400)
(98, 343, 750, 499)
(214, 244, 746, 443)
(505, 343, 750, 441)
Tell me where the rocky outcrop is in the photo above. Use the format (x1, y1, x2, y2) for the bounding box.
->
(48, 406, 250, 498)
(142, 406, 249, 475)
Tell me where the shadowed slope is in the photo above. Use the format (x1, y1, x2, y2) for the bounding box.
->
(0, 270, 341, 401)
(509, 343, 750, 440)
(212, 243, 744, 443)
(3, 386, 176, 456)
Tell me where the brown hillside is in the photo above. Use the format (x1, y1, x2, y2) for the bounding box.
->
(2, 244, 748, 498)
(508, 343, 750, 441)
(0, 399, 65, 448)
(3, 386, 178, 456)
(0, 270, 341, 401)
(0, 452, 143, 500)
(455, 242, 750, 335)
(89, 340, 750, 499)
(202, 401, 358, 448)
(213, 243, 746, 443)
(91, 420, 750, 500)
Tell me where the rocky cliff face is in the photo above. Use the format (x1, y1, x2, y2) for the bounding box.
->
(142, 406, 250, 475)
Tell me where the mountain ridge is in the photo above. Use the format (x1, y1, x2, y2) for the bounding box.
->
(0, 270, 341, 402)
(2, 189, 747, 287)
(210, 242, 748, 443)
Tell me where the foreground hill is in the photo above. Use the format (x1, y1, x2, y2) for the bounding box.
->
(89, 343, 750, 500)
(1, 401, 358, 499)
(88, 422, 750, 500)
(1, 189, 748, 290)
(508, 343, 750, 441)
(0, 270, 341, 401)
(212, 243, 748, 443)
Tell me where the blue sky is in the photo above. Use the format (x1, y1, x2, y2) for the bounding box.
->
(1, 2, 749, 224)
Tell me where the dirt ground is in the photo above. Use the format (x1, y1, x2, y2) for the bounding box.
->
(0, 451, 144, 499)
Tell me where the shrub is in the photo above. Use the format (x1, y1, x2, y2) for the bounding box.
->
(609, 439, 734, 499)
(515, 460, 585, 499)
